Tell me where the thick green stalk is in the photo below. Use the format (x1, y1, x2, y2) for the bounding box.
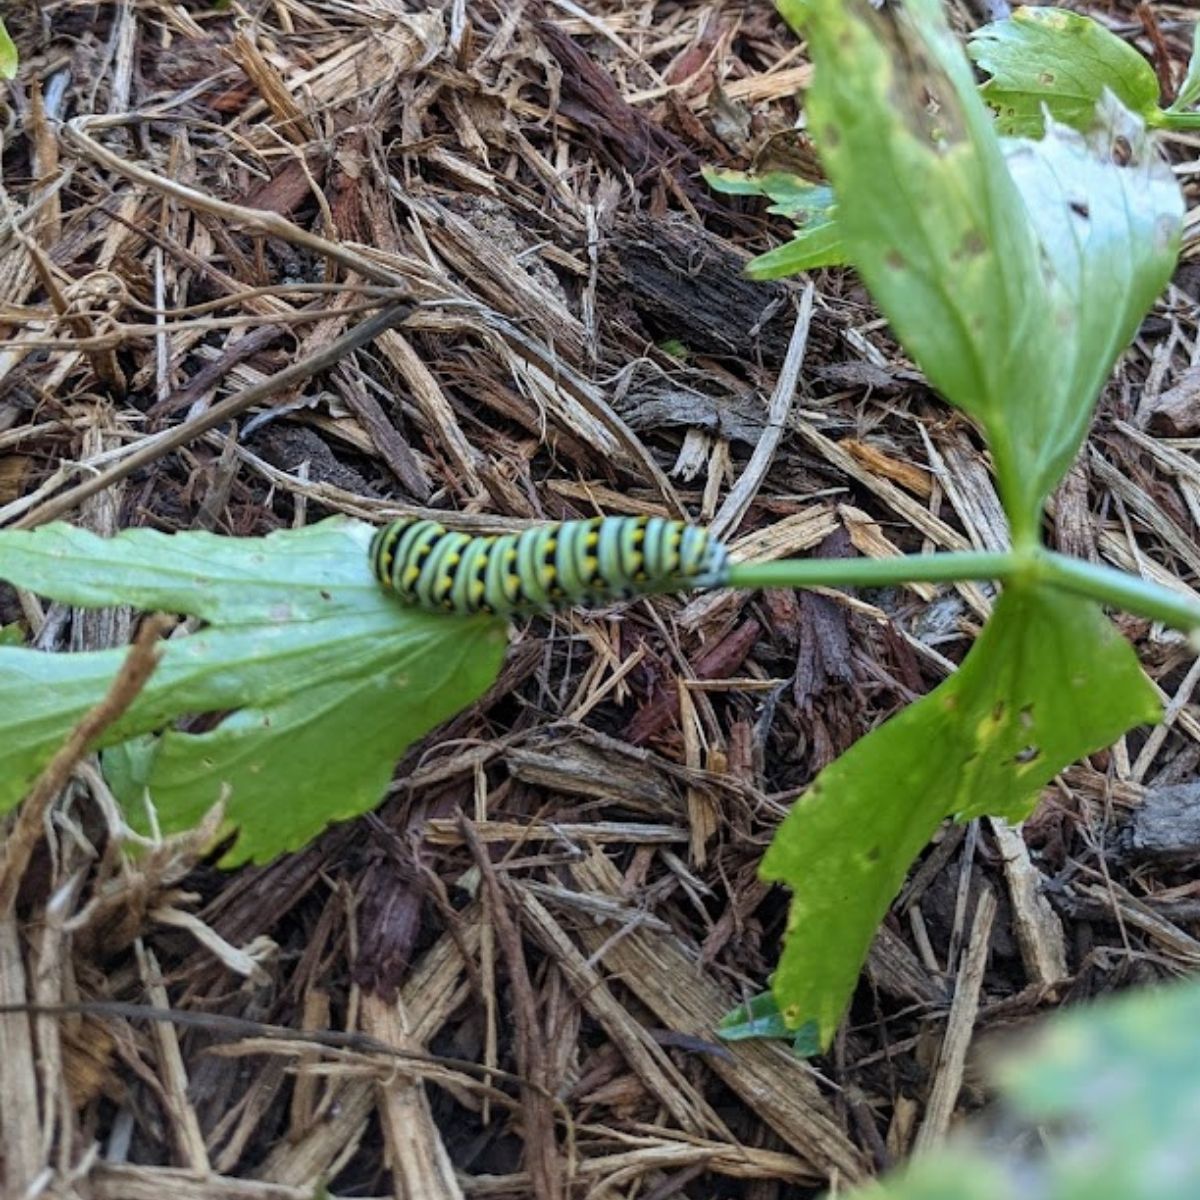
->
(1031, 551, 1200, 635)
(725, 551, 1014, 591)
(725, 550, 1200, 637)
(1160, 110, 1200, 130)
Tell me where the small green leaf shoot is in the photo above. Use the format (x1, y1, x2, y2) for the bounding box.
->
(1170, 23, 1200, 114)
(0, 21, 16, 81)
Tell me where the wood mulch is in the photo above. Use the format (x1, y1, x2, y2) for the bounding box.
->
(1, 1, 1199, 1196)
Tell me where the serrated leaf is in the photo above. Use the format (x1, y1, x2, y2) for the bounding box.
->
(760, 583, 1159, 1047)
(0, 519, 507, 863)
(970, 8, 1162, 136)
(782, 0, 1182, 538)
(746, 223, 845, 277)
(705, 168, 846, 272)
(0, 21, 16, 81)
(1170, 24, 1200, 114)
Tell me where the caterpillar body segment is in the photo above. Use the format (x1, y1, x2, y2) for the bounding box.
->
(370, 515, 730, 616)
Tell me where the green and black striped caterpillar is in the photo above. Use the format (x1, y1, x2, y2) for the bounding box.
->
(369, 515, 730, 616)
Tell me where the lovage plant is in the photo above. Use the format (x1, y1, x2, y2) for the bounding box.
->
(715, 0, 1192, 1048)
(0, 0, 1195, 1050)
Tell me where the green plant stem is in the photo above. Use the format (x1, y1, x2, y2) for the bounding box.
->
(1161, 110, 1200, 129)
(726, 551, 1014, 591)
(1033, 551, 1200, 633)
(726, 549, 1200, 636)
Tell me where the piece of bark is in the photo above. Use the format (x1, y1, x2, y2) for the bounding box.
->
(1125, 781, 1200, 863)
(1145, 365, 1200, 436)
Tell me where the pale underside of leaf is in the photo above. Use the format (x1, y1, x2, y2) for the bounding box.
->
(0, 518, 508, 863)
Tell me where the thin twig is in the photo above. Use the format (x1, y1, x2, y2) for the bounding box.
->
(9, 303, 413, 529)
(0, 614, 172, 919)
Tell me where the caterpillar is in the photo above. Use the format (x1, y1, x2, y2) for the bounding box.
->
(369, 515, 730, 616)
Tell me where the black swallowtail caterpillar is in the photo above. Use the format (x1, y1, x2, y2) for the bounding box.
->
(370, 515, 731, 616)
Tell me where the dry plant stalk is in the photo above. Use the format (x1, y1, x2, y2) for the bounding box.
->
(0, 613, 173, 919)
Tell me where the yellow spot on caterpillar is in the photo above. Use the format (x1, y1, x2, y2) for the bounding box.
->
(583, 556, 599, 574)
(545, 538, 557, 553)
(506, 549, 518, 563)
(403, 566, 421, 585)
(446, 553, 460, 567)
(471, 581, 486, 600)
(585, 532, 599, 548)
(542, 566, 556, 584)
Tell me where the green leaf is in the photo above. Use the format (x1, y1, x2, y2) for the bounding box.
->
(844, 1152, 1013, 1200)
(705, 167, 846, 272)
(970, 7, 1162, 136)
(842, 977, 1200, 1199)
(745, 223, 845, 278)
(780, 0, 1181, 539)
(0, 20, 16, 81)
(0, 624, 23, 646)
(0, 519, 375, 624)
(1170, 24, 1200, 113)
(1000, 99, 1182, 535)
(760, 583, 1159, 1047)
(718, 990, 822, 1056)
(995, 981, 1200, 1200)
(0, 519, 507, 863)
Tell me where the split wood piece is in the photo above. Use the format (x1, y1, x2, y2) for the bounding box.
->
(913, 887, 997, 1153)
(1071, 880, 1200, 962)
(423, 819, 689, 847)
(626, 618, 762, 746)
(796, 421, 992, 618)
(866, 923, 951, 1008)
(840, 505, 938, 602)
(516, 883, 731, 1139)
(0, 917, 40, 1196)
(711, 283, 815, 541)
(460, 820, 563, 1200)
(376, 329, 485, 498)
(569, 849, 870, 1184)
(987, 819, 1069, 988)
(136, 942, 211, 1172)
(362, 992, 464, 1200)
(253, 912, 481, 1187)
